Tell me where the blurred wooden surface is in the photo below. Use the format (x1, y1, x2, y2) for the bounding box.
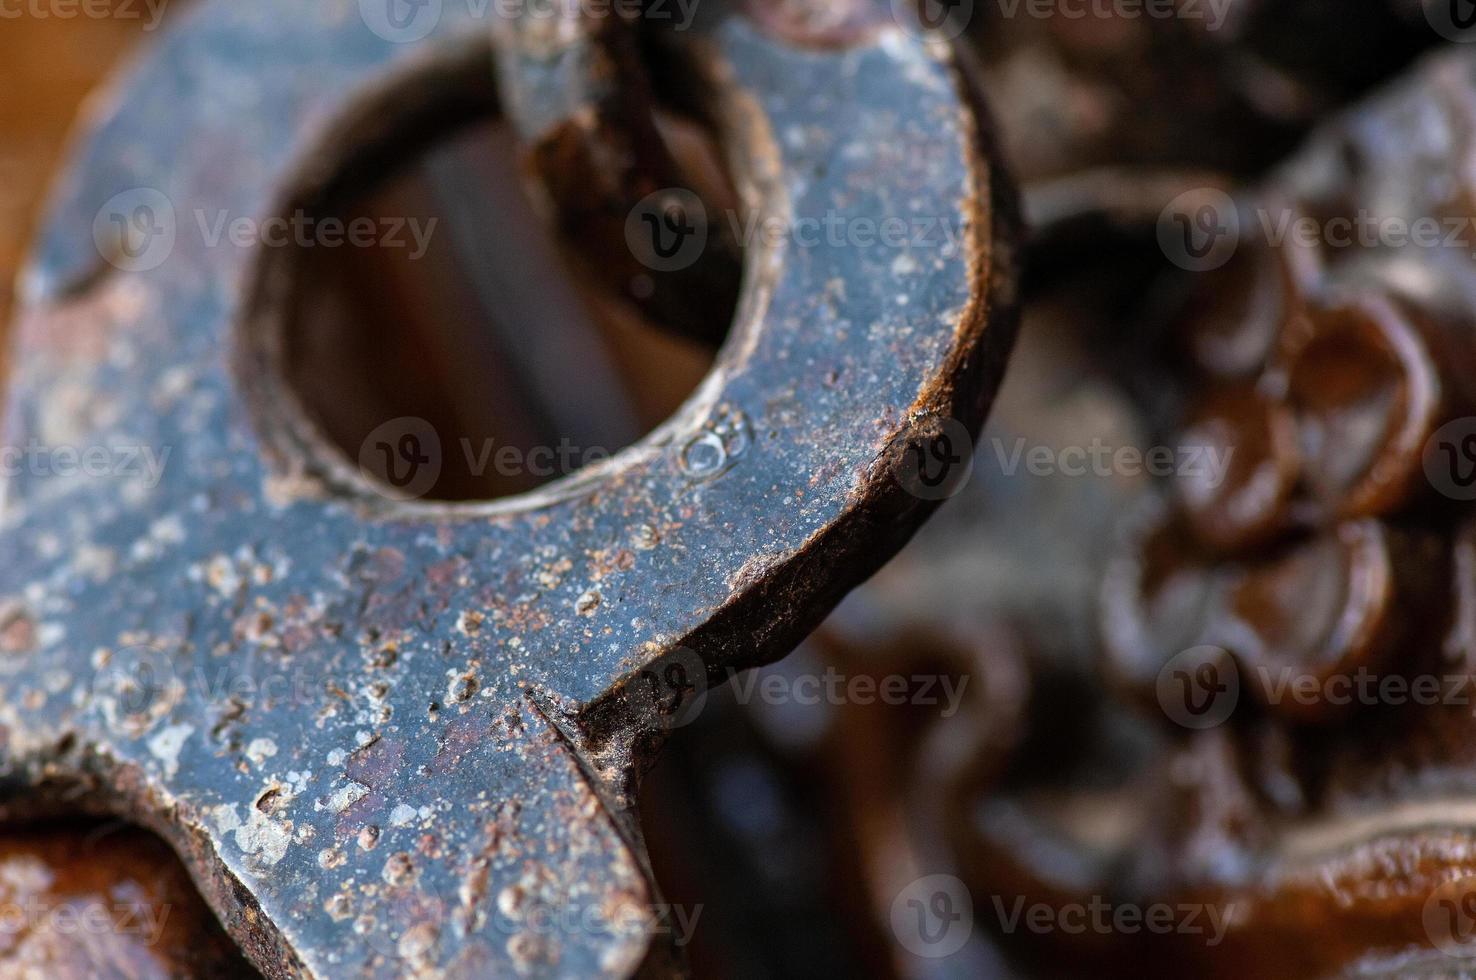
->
(0, 821, 257, 978)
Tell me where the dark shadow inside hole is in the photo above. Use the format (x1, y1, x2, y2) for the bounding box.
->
(286, 111, 738, 502)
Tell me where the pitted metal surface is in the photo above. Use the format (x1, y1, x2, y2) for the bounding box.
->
(0, 1, 1017, 976)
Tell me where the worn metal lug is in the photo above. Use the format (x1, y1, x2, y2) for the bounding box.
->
(0, 2, 1017, 976)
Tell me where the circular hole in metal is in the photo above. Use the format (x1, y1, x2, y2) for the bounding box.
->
(275, 98, 740, 502)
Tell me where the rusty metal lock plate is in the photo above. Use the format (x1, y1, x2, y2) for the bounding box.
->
(0, 1, 1017, 976)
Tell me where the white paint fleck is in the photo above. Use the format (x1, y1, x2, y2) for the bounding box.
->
(73, 546, 116, 581)
(36, 622, 64, 649)
(147, 723, 192, 778)
(150, 514, 186, 546)
(212, 803, 241, 836)
(236, 808, 292, 869)
(322, 781, 369, 814)
(211, 803, 292, 869)
(203, 555, 242, 596)
(246, 738, 278, 767)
